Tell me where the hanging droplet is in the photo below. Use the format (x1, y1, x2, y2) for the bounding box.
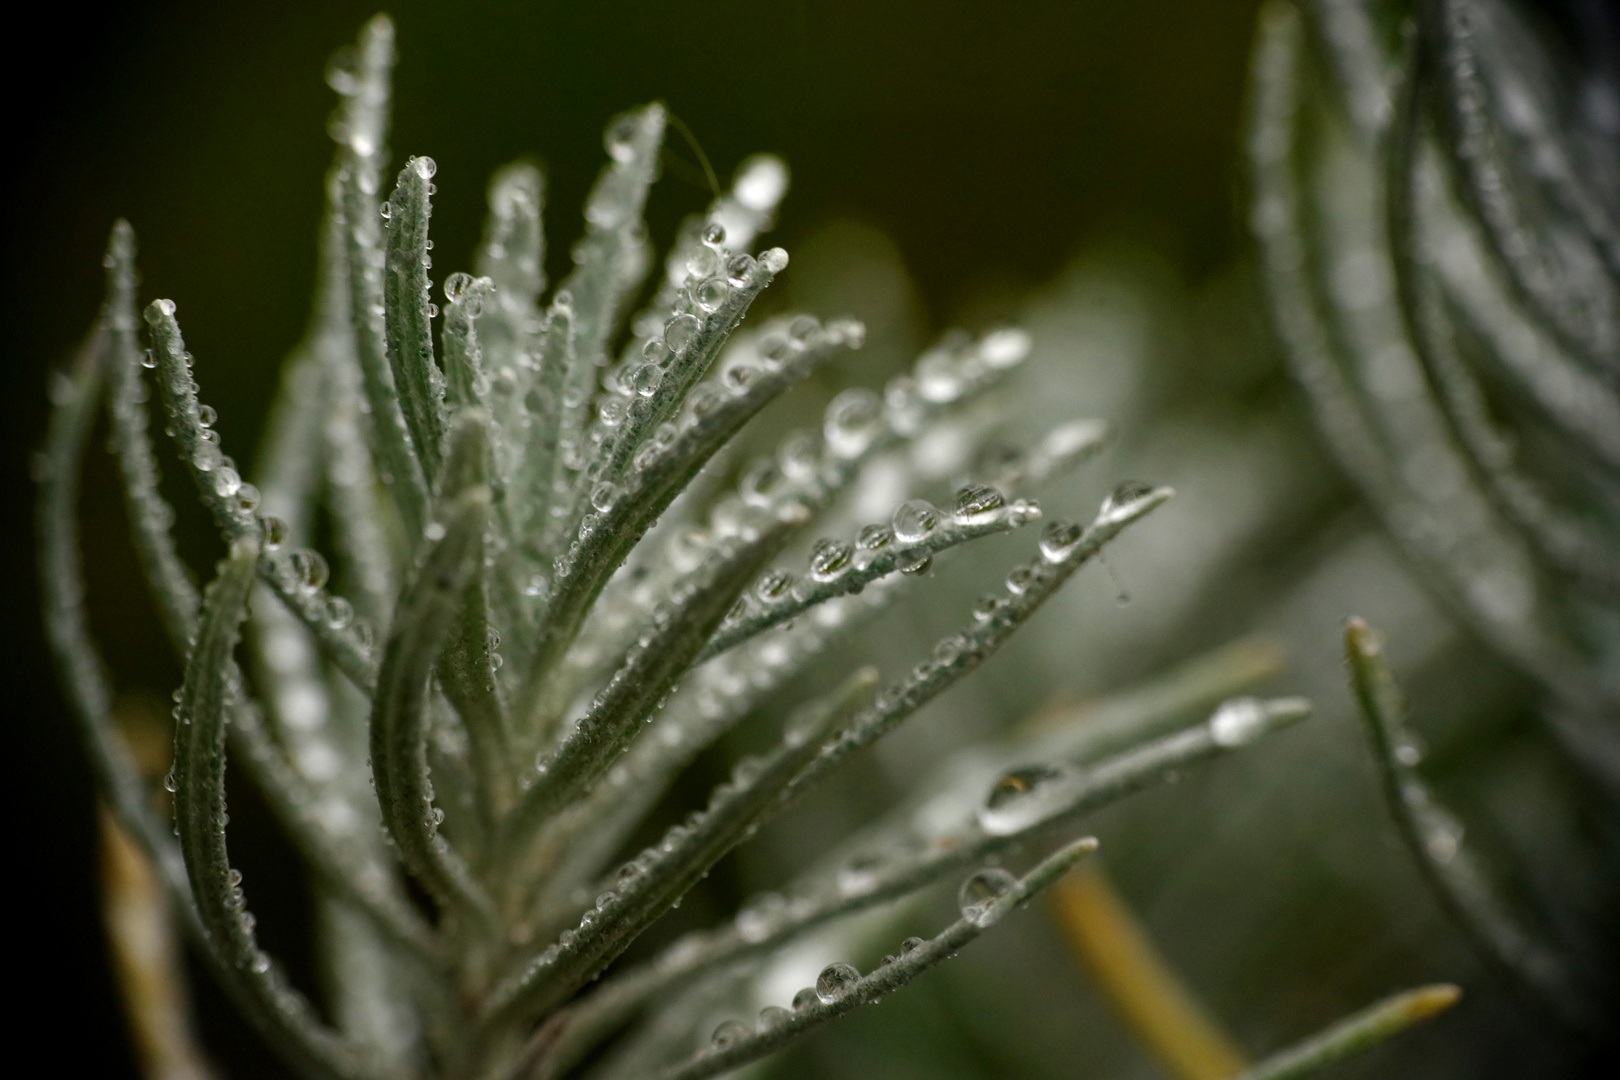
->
(197, 404, 217, 428)
(642, 338, 670, 365)
(1039, 520, 1082, 563)
(140, 349, 157, 369)
(590, 481, 619, 512)
(702, 222, 726, 248)
(977, 764, 1072, 836)
(815, 962, 860, 1003)
(212, 467, 242, 498)
(892, 500, 939, 543)
(958, 868, 1017, 925)
(1209, 697, 1269, 747)
(630, 364, 663, 397)
(953, 484, 1005, 522)
(686, 245, 721, 280)
(695, 277, 730, 313)
(233, 483, 261, 514)
(809, 538, 853, 581)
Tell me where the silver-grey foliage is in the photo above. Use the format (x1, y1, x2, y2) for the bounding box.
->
(37, 12, 1449, 1080)
(1248, 0, 1620, 1036)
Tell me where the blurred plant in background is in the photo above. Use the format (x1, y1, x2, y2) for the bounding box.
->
(30, 1, 1620, 1079)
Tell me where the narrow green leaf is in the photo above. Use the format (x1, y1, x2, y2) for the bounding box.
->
(383, 156, 448, 481)
(1231, 984, 1460, 1080)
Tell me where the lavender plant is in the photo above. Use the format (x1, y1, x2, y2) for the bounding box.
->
(39, 13, 1458, 1080)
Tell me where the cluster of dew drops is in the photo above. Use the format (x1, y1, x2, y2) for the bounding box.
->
(704, 866, 1021, 1053)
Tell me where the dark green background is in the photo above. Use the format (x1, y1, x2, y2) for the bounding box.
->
(3, 2, 1263, 1074)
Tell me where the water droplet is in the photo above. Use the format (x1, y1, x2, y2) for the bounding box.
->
(954, 484, 1005, 522)
(758, 248, 789, 273)
(431, 807, 445, 826)
(665, 313, 702, 353)
(1394, 734, 1426, 767)
(978, 765, 1072, 835)
(598, 396, 629, 427)
(687, 384, 726, 418)
(642, 338, 670, 365)
(900, 936, 925, 954)
(233, 484, 261, 513)
(213, 467, 242, 498)
(892, 500, 938, 543)
(250, 953, 272, 974)
(140, 349, 157, 369)
(591, 481, 618, 512)
(917, 351, 966, 402)
(755, 570, 793, 603)
(725, 253, 756, 286)
(979, 327, 1031, 369)
(411, 155, 437, 180)
(163, 768, 177, 793)
(724, 363, 759, 390)
(702, 222, 726, 248)
(1209, 697, 1270, 747)
(809, 539, 853, 581)
(630, 364, 662, 397)
(788, 315, 819, 341)
(816, 962, 860, 1003)
(757, 1005, 791, 1031)
(958, 868, 1017, 925)
(932, 634, 966, 664)
(197, 404, 217, 427)
(857, 524, 893, 550)
(379, 201, 392, 220)
(444, 272, 474, 301)
(1004, 566, 1035, 595)
(154, 299, 176, 317)
(323, 595, 354, 630)
(792, 987, 819, 1012)
(290, 549, 329, 592)
(354, 620, 374, 650)
(686, 245, 721, 280)
(1039, 520, 1082, 563)
(824, 388, 882, 458)
(1099, 481, 1157, 523)
(740, 460, 783, 506)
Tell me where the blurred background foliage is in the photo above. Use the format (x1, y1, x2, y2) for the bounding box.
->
(6, 1, 1611, 1077)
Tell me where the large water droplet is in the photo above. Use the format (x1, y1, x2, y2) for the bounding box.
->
(757, 1005, 791, 1031)
(411, 155, 437, 180)
(1209, 697, 1269, 747)
(958, 867, 1017, 925)
(1039, 520, 1082, 563)
(857, 524, 893, 550)
(290, 549, 329, 592)
(590, 481, 618, 512)
(815, 962, 860, 1003)
(977, 765, 1072, 835)
(444, 272, 474, 301)
(711, 1019, 749, 1050)
(824, 388, 882, 458)
(197, 404, 217, 428)
(954, 484, 1005, 522)
(695, 277, 730, 313)
(891, 500, 939, 543)
(665, 313, 702, 353)
(791, 987, 819, 1012)
(979, 327, 1031, 369)
(725, 253, 756, 286)
(809, 538, 853, 581)
(1098, 481, 1157, 524)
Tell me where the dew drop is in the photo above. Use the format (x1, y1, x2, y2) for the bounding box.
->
(900, 936, 925, 954)
(977, 764, 1072, 835)
(702, 222, 726, 248)
(792, 987, 819, 1012)
(290, 549, 330, 592)
(1209, 697, 1270, 747)
(642, 338, 670, 365)
(824, 388, 882, 458)
(197, 404, 217, 428)
(630, 364, 663, 397)
(809, 538, 853, 581)
(953, 484, 1005, 522)
(958, 868, 1017, 925)
(758, 247, 790, 272)
(1039, 520, 1083, 563)
(665, 313, 702, 353)
(444, 272, 474, 301)
(815, 962, 860, 1003)
(324, 595, 354, 630)
(754, 570, 793, 603)
(590, 481, 619, 512)
(891, 499, 939, 543)
(1099, 480, 1157, 523)
(979, 327, 1032, 369)
(757, 1005, 791, 1031)
(1004, 566, 1035, 595)
(213, 467, 242, 498)
(410, 155, 437, 179)
(857, 524, 894, 550)
(725, 253, 756, 286)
